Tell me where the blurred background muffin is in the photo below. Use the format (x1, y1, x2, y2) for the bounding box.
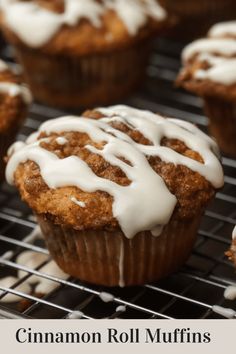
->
(0, 0, 171, 109)
(177, 21, 236, 157)
(6, 105, 224, 286)
(0, 59, 31, 182)
(159, 0, 236, 39)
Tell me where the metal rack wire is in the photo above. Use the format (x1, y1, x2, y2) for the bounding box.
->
(0, 38, 236, 319)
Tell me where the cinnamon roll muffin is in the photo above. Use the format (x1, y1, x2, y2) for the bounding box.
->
(0, 0, 170, 108)
(177, 21, 236, 157)
(6, 105, 224, 286)
(0, 59, 31, 181)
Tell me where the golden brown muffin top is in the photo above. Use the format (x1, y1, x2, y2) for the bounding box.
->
(0, 0, 170, 55)
(0, 59, 31, 133)
(6, 105, 223, 237)
(177, 21, 236, 102)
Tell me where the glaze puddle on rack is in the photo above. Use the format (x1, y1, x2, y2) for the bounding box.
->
(0, 38, 236, 319)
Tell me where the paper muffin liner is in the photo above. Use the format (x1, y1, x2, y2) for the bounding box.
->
(14, 40, 151, 109)
(204, 97, 236, 158)
(36, 214, 202, 287)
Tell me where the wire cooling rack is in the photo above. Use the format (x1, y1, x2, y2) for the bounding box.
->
(0, 38, 236, 320)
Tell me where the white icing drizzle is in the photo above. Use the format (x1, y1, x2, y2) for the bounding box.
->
(1, 250, 14, 260)
(99, 292, 114, 303)
(6, 105, 223, 239)
(0, 276, 31, 303)
(0, 82, 32, 103)
(17, 251, 68, 294)
(116, 305, 126, 313)
(0, 0, 166, 48)
(194, 58, 236, 85)
(212, 305, 236, 319)
(7, 141, 25, 156)
(70, 197, 86, 208)
(17, 251, 49, 280)
(232, 226, 236, 240)
(67, 311, 84, 319)
(209, 21, 236, 38)
(0, 58, 32, 104)
(0, 237, 69, 302)
(105, 0, 166, 36)
(182, 24, 236, 85)
(224, 285, 236, 301)
(182, 38, 236, 62)
(56, 137, 68, 145)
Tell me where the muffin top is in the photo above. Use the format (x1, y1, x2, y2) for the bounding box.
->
(0, 59, 31, 133)
(177, 21, 236, 101)
(6, 105, 223, 238)
(0, 0, 169, 55)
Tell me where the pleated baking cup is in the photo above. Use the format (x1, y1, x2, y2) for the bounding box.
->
(14, 40, 151, 109)
(204, 97, 236, 158)
(37, 214, 202, 287)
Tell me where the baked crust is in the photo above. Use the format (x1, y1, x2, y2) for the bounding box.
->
(12, 109, 217, 231)
(0, 0, 171, 55)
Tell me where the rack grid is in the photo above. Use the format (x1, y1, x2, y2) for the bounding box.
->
(0, 38, 236, 319)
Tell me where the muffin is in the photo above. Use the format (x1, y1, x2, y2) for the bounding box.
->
(177, 21, 236, 157)
(0, 0, 170, 109)
(6, 105, 224, 286)
(0, 58, 31, 182)
(159, 0, 236, 39)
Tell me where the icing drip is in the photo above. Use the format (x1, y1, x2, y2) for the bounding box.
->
(0, 276, 31, 303)
(105, 0, 166, 36)
(0, 0, 166, 47)
(224, 285, 236, 301)
(0, 82, 32, 103)
(194, 58, 236, 85)
(212, 305, 236, 319)
(182, 38, 236, 62)
(17, 251, 68, 294)
(1, 250, 14, 260)
(232, 226, 236, 240)
(67, 311, 84, 319)
(0, 244, 69, 302)
(99, 292, 114, 303)
(116, 305, 126, 313)
(56, 137, 68, 145)
(70, 197, 86, 208)
(182, 26, 236, 85)
(6, 105, 223, 239)
(0, 59, 32, 103)
(209, 21, 236, 38)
